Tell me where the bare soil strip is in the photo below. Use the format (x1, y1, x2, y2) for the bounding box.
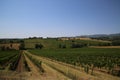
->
(24, 54, 42, 80)
(16, 51, 24, 72)
(0, 70, 27, 80)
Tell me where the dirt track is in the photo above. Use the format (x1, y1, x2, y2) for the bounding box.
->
(16, 51, 24, 73)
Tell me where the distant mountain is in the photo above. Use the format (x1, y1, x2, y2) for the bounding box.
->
(78, 33, 120, 38)
(109, 33, 120, 37)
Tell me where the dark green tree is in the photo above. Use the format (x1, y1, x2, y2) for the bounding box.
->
(35, 44, 43, 49)
(19, 43, 25, 50)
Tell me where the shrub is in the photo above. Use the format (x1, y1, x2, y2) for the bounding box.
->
(71, 43, 87, 48)
(35, 44, 43, 49)
(59, 44, 66, 48)
(19, 43, 25, 50)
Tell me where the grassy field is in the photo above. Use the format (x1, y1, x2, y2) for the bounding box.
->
(24, 38, 111, 49)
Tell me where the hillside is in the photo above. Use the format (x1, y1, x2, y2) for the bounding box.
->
(24, 38, 111, 49)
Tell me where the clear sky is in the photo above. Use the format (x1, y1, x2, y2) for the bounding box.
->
(0, 0, 120, 38)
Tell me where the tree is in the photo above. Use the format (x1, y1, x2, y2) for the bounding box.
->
(35, 44, 43, 49)
(19, 43, 25, 50)
(10, 44, 12, 48)
(71, 43, 87, 48)
(10, 40, 13, 43)
(59, 44, 62, 48)
(62, 44, 66, 48)
(6, 47, 10, 50)
(1, 46, 5, 51)
(59, 44, 66, 48)
(112, 40, 120, 46)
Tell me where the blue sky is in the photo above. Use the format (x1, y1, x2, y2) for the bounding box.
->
(0, 0, 120, 38)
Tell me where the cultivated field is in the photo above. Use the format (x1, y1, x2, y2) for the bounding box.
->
(29, 48, 120, 80)
(0, 38, 120, 80)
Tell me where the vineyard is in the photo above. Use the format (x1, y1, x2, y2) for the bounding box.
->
(0, 38, 120, 80)
(0, 50, 37, 80)
(29, 48, 120, 77)
(0, 50, 19, 70)
(0, 48, 120, 80)
(0, 50, 72, 80)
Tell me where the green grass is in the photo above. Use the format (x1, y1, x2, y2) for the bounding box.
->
(24, 38, 111, 49)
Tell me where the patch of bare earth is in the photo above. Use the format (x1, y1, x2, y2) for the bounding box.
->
(16, 52, 24, 72)
(0, 71, 28, 80)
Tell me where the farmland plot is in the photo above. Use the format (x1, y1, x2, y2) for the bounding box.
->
(28, 48, 120, 80)
(0, 50, 29, 80)
(0, 48, 120, 80)
(0, 50, 71, 80)
(24, 51, 71, 80)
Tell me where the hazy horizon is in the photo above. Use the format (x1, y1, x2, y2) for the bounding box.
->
(0, 0, 120, 38)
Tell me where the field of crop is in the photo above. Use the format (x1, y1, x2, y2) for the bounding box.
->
(0, 50, 75, 80)
(29, 48, 120, 77)
(0, 50, 19, 70)
(0, 38, 120, 80)
(0, 50, 31, 80)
